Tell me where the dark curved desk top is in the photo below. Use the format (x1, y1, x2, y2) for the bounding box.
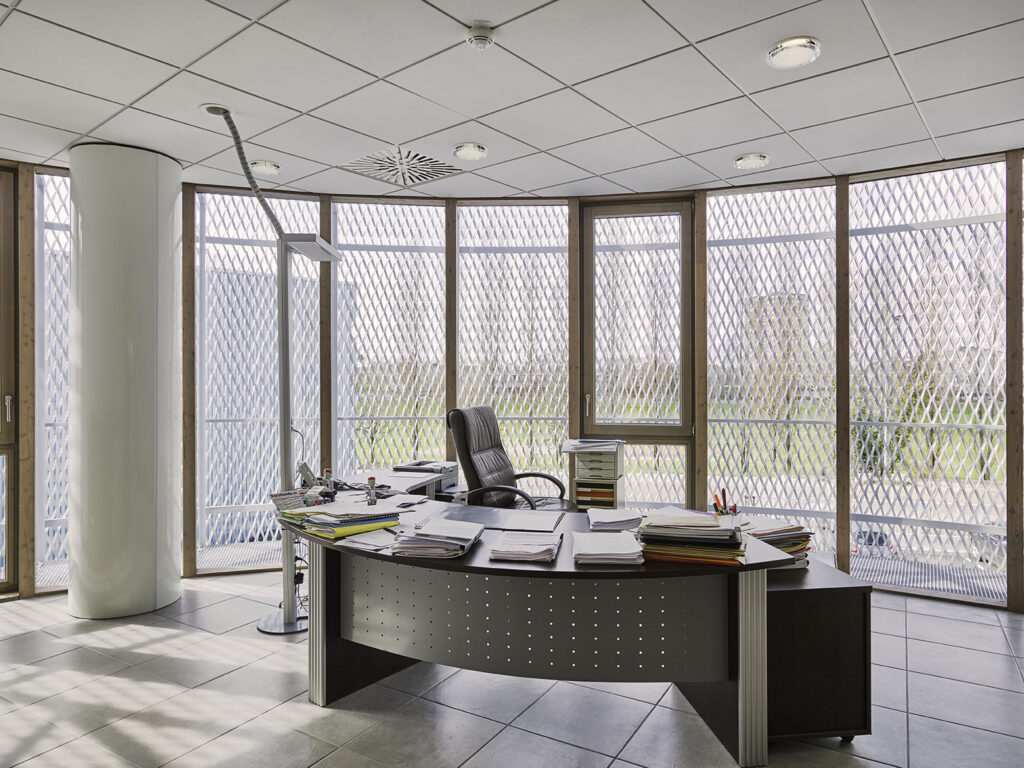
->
(282, 510, 793, 580)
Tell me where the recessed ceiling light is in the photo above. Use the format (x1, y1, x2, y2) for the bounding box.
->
(250, 159, 280, 177)
(766, 36, 821, 69)
(734, 153, 769, 170)
(453, 142, 488, 161)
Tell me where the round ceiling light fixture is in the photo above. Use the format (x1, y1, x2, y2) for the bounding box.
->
(734, 152, 769, 170)
(465, 24, 494, 50)
(250, 159, 281, 178)
(766, 36, 821, 69)
(453, 142, 488, 160)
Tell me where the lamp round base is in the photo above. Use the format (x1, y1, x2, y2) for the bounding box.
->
(257, 610, 308, 635)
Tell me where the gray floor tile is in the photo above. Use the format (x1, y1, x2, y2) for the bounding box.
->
(378, 661, 459, 695)
(0, 647, 129, 706)
(513, 681, 653, 756)
(312, 747, 390, 768)
(222, 618, 310, 647)
(905, 612, 1012, 655)
(131, 633, 273, 688)
(871, 592, 906, 611)
(907, 671, 1024, 738)
(908, 714, 1024, 768)
(998, 610, 1024, 630)
(43, 612, 164, 641)
(175, 596, 273, 634)
(804, 705, 908, 768)
(1002, 624, 1024, 656)
(424, 669, 555, 723)
(872, 632, 906, 669)
(0, 697, 15, 717)
(0, 599, 73, 640)
(904, 596, 1000, 626)
(907, 638, 1024, 692)
(0, 709, 76, 768)
(260, 685, 413, 747)
(53, 618, 209, 666)
(197, 648, 309, 716)
(872, 608, 907, 637)
(569, 680, 671, 704)
(15, 736, 138, 767)
(872, 664, 907, 711)
(463, 726, 611, 768)
(766, 741, 893, 767)
(0, 630, 77, 675)
(657, 685, 696, 714)
(164, 718, 336, 768)
(345, 697, 502, 768)
(619, 705, 734, 768)
(154, 587, 233, 618)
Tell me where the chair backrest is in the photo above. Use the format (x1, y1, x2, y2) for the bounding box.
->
(446, 406, 518, 507)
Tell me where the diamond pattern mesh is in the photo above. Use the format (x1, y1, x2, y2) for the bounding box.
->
(850, 163, 1007, 599)
(0, 453, 7, 581)
(707, 186, 837, 556)
(334, 202, 446, 475)
(457, 205, 569, 493)
(593, 214, 682, 425)
(36, 174, 72, 587)
(196, 193, 320, 571)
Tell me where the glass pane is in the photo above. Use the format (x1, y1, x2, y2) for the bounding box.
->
(593, 213, 682, 425)
(457, 205, 569, 494)
(850, 162, 1006, 602)
(196, 193, 319, 572)
(707, 186, 837, 558)
(0, 453, 7, 583)
(334, 202, 446, 473)
(621, 443, 686, 505)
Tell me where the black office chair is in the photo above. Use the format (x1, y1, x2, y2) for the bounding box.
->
(446, 405, 577, 512)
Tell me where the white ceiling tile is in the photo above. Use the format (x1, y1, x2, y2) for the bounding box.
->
(935, 120, 1024, 160)
(478, 152, 588, 190)
(91, 109, 231, 163)
(689, 133, 813, 179)
(134, 72, 299, 138)
(388, 43, 560, 118)
(498, 0, 684, 84)
(0, 12, 176, 103)
(0, 70, 121, 134)
(19, 0, 248, 66)
(263, 0, 463, 76)
(0, 114, 77, 158)
(412, 172, 520, 197)
(696, 0, 886, 93)
(181, 164, 250, 188)
(821, 139, 940, 176)
(289, 167, 399, 195)
(481, 89, 626, 150)
(550, 129, 676, 175)
(383, 189, 431, 197)
(753, 58, 909, 130)
(896, 20, 1024, 100)
(531, 176, 630, 197)
(791, 104, 930, 158)
(646, 0, 815, 42)
(250, 115, 384, 165)
(202, 145, 328, 187)
(605, 156, 715, 192)
(402, 121, 534, 170)
(0, 147, 49, 165)
(725, 160, 830, 185)
(575, 46, 740, 126)
(642, 98, 779, 155)
(190, 25, 373, 113)
(919, 78, 1024, 138)
(677, 179, 733, 190)
(208, 0, 284, 19)
(427, 0, 549, 26)
(869, 0, 1024, 53)
(313, 82, 465, 145)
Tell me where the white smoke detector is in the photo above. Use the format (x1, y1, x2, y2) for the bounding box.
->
(465, 24, 494, 50)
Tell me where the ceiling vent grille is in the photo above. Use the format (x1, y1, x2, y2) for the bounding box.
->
(342, 146, 461, 186)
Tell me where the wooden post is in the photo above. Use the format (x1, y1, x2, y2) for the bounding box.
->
(836, 177, 851, 574)
(1006, 149, 1023, 612)
(181, 183, 197, 578)
(16, 164, 35, 596)
(444, 200, 457, 461)
(692, 192, 708, 513)
(319, 195, 334, 472)
(567, 198, 581, 486)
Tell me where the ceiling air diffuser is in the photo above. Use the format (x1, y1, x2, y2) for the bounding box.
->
(342, 146, 461, 186)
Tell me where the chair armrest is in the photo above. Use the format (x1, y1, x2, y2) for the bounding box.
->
(466, 485, 537, 509)
(514, 472, 566, 499)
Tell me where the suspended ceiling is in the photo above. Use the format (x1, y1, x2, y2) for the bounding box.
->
(0, 0, 1022, 197)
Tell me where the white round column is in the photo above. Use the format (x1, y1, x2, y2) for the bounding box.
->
(68, 143, 182, 618)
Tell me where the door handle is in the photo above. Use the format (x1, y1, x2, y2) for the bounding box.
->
(3, 394, 11, 423)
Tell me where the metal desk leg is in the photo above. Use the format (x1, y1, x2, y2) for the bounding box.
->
(737, 568, 768, 767)
(257, 529, 308, 635)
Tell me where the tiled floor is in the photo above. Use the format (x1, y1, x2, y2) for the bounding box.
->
(2, 576, 1023, 768)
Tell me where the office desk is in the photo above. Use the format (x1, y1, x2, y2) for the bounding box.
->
(339, 470, 443, 497)
(285, 506, 792, 767)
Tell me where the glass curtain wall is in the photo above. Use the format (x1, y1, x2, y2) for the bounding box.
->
(850, 163, 1007, 601)
(333, 201, 446, 474)
(195, 192, 320, 571)
(457, 205, 569, 493)
(707, 186, 838, 557)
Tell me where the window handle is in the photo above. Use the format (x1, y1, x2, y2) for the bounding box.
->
(585, 394, 590, 418)
(4, 395, 11, 423)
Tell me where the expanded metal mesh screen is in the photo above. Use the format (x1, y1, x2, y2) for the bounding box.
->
(196, 193, 320, 571)
(0, 453, 7, 582)
(333, 202, 447, 474)
(457, 205, 569, 494)
(35, 173, 72, 588)
(707, 186, 837, 556)
(850, 163, 1007, 600)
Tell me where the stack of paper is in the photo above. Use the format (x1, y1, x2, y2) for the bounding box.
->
(587, 508, 644, 531)
(740, 517, 813, 569)
(639, 507, 745, 565)
(561, 439, 625, 453)
(489, 532, 563, 562)
(572, 531, 644, 564)
(276, 506, 399, 539)
(391, 518, 484, 558)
